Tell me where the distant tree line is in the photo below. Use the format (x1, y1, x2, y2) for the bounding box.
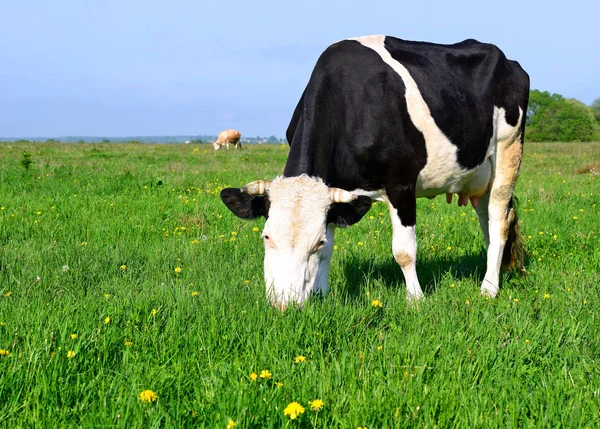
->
(526, 90, 600, 142)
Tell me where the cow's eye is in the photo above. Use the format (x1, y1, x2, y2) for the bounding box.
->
(314, 239, 326, 252)
(264, 235, 270, 241)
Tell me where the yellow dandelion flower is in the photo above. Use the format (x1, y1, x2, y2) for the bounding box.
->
(174, 267, 182, 273)
(450, 283, 455, 288)
(525, 339, 530, 344)
(249, 372, 258, 381)
(5, 291, 12, 297)
(0, 349, 10, 357)
(120, 264, 127, 271)
(274, 381, 284, 387)
(333, 245, 338, 251)
(357, 241, 364, 247)
(244, 280, 250, 284)
(371, 299, 383, 308)
(308, 399, 324, 411)
(231, 231, 237, 236)
(80, 241, 87, 246)
(227, 419, 236, 429)
(259, 369, 272, 379)
(191, 291, 199, 297)
(124, 341, 133, 347)
(252, 227, 259, 232)
(543, 293, 550, 299)
(104, 317, 110, 324)
(70, 333, 77, 340)
(104, 293, 111, 300)
(513, 298, 519, 303)
(573, 216, 578, 220)
(294, 355, 306, 363)
(67, 350, 75, 358)
(139, 390, 158, 403)
(283, 402, 305, 420)
(378, 345, 383, 351)
(465, 299, 471, 305)
(151, 308, 158, 316)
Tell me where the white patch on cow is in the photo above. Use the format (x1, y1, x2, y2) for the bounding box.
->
(346, 188, 388, 202)
(495, 106, 520, 142)
(350, 35, 498, 200)
(388, 205, 423, 301)
(262, 175, 334, 308)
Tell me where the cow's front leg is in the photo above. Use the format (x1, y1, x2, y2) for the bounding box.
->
(387, 188, 423, 301)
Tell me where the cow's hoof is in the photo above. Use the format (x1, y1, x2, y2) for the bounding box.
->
(406, 291, 424, 304)
(480, 284, 498, 299)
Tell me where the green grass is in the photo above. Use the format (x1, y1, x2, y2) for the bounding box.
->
(1, 141, 599, 428)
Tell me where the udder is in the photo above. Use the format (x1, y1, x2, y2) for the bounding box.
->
(445, 159, 492, 209)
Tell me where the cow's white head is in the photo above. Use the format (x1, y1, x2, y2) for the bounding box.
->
(220, 175, 372, 310)
(212, 141, 221, 150)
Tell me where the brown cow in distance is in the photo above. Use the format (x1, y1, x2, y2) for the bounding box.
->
(213, 129, 242, 150)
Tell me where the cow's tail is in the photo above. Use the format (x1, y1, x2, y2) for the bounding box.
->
(501, 195, 525, 272)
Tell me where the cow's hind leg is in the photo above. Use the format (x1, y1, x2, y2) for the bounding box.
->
(475, 192, 490, 248)
(481, 134, 524, 298)
(387, 188, 423, 301)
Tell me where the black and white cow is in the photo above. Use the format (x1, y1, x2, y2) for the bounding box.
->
(221, 35, 529, 309)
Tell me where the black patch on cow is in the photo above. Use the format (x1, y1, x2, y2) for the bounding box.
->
(327, 195, 373, 228)
(386, 184, 417, 227)
(220, 188, 270, 219)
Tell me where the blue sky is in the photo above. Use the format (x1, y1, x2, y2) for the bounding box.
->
(1, 0, 598, 138)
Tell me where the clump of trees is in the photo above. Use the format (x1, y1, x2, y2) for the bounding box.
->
(526, 90, 600, 142)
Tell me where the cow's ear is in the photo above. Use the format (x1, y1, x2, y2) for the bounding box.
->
(220, 188, 270, 219)
(327, 196, 372, 227)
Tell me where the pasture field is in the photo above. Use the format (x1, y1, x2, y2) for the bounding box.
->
(0, 141, 599, 428)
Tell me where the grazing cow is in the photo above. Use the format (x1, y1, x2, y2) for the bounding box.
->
(213, 129, 242, 150)
(220, 35, 529, 309)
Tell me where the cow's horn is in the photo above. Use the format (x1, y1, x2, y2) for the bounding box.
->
(242, 180, 271, 195)
(328, 188, 357, 203)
